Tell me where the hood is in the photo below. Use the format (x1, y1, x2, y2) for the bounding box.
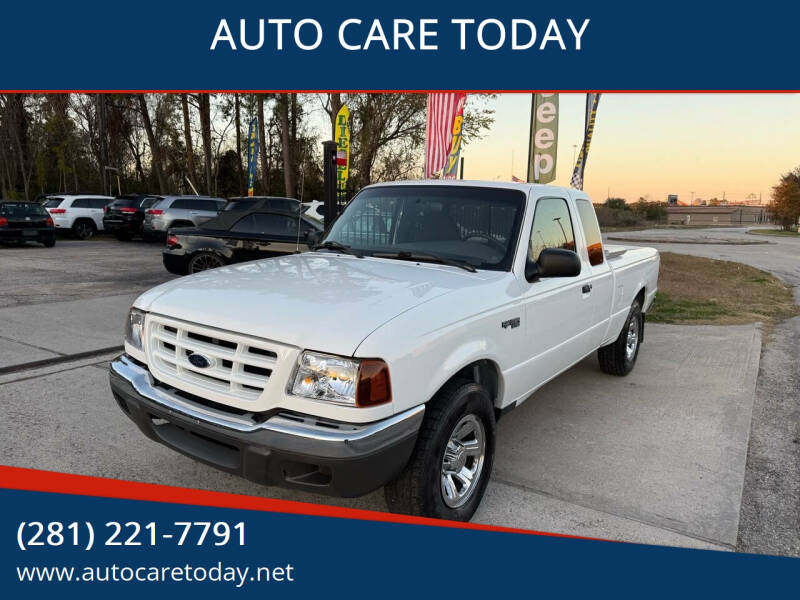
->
(135, 253, 504, 355)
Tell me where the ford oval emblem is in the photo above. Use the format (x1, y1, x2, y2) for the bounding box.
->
(188, 353, 213, 369)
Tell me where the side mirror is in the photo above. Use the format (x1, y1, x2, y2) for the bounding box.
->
(305, 230, 321, 247)
(537, 248, 582, 278)
(525, 257, 542, 282)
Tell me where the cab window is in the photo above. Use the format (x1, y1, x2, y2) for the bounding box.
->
(576, 199, 604, 266)
(528, 197, 575, 262)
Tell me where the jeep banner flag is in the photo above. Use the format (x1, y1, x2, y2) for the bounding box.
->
(570, 93, 601, 190)
(425, 92, 467, 178)
(246, 117, 259, 197)
(527, 93, 559, 184)
(334, 104, 351, 196)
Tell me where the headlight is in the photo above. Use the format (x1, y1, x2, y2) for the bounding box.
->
(125, 308, 146, 352)
(290, 351, 391, 407)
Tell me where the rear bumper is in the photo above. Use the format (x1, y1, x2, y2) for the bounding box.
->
(103, 218, 141, 233)
(109, 355, 422, 497)
(0, 228, 55, 243)
(162, 250, 188, 275)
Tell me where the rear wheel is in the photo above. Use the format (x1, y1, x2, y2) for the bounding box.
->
(598, 299, 642, 376)
(114, 231, 132, 241)
(384, 379, 495, 521)
(187, 252, 226, 274)
(72, 219, 96, 240)
(42, 239, 56, 248)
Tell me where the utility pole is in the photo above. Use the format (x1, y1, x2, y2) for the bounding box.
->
(690, 191, 695, 206)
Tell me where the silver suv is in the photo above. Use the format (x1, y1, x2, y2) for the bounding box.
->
(143, 196, 226, 238)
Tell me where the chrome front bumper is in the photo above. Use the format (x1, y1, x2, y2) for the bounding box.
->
(109, 355, 424, 496)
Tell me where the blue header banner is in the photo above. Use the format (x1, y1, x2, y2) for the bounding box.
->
(0, 1, 798, 90)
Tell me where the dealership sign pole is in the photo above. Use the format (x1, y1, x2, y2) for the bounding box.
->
(246, 117, 259, 197)
(526, 93, 559, 183)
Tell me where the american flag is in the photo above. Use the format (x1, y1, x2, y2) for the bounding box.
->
(425, 93, 467, 178)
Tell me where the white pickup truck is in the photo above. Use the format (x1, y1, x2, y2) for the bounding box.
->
(110, 181, 659, 521)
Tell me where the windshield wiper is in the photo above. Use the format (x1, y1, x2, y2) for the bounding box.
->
(313, 241, 364, 258)
(372, 251, 477, 273)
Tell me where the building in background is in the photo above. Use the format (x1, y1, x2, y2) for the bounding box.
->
(666, 205, 771, 226)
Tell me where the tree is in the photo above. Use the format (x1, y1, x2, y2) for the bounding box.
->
(257, 95, 270, 194)
(197, 94, 213, 194)
(279, 94, 296, 197)
(234, 94, 244, 194)
(180, 94, 197, 190)
(605, 197, 627, 210)
(770, 167, 800, 230)
(136, 94, 168, 194)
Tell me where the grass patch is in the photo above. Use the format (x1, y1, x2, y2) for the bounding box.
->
(648, 252, 799, 327)
(747, 228, 800, 237)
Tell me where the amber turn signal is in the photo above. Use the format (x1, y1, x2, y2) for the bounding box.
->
(356, 359, 392, 407)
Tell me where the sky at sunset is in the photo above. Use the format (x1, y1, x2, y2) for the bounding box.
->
(461, 93, 800, 205)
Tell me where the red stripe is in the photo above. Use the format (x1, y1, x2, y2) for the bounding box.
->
(0, 465, 615, 542)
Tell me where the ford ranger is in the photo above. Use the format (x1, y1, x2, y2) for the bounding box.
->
(109, 181, 659, 521)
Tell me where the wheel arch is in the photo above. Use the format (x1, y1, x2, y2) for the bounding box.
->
(429, 355, 505, 412)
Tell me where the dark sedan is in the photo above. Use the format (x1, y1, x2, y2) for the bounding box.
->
(103, 194, 161, 240)
(162, 209, 323, 275)
(0, 201, 56, 247)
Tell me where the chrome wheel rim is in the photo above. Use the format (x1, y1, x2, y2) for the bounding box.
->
(440, 414, 486, 509)
(190, 255, 223, 273)
(625, 317, 639, 361)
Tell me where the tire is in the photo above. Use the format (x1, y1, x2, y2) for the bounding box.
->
(42, 239, 56, 248)
(598, 299, 642, 376)
(187, 251, 226, 274)
(114, 231, 132, 241)
(384, 379, 496, 521)
(72, 219, 96, 240)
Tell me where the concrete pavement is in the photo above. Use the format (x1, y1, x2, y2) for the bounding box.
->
(605, 225, 800, 556)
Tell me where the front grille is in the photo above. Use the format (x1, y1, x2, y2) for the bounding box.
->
(146, 314, 282, 404)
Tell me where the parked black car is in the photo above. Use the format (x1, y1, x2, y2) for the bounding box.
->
(163, 209, 323, 275)
(222, 196, 300, 213)
(0, 200, 56, 247)
(103, 194, 162, 240)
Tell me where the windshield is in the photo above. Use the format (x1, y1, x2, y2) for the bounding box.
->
(323, 185, 525, 271)
(1, 202, 49, 217)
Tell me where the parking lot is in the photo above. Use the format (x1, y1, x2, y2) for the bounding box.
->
(1, 232, 795, 554)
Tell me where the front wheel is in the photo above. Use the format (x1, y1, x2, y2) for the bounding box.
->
(384, 379, 495, 521)
(598, 299, 642, 376)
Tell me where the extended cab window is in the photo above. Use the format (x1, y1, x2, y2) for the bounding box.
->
(528, 197, 576, 262)
(576, 199, 604, 266)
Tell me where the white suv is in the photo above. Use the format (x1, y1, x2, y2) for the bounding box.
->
(43, 195, 115, 239)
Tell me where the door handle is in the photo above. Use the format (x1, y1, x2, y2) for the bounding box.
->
(582, 284, 593, 294)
